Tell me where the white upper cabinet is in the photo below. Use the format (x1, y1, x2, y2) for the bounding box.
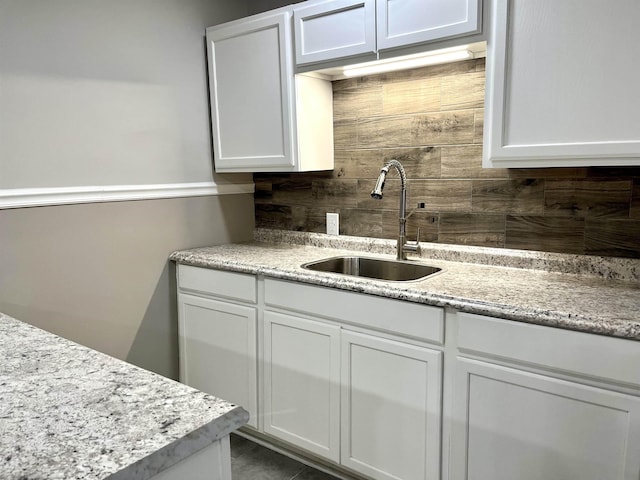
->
(206, 9, 333, 173)
(294, 0, 482, 67)
(484, 0, 640, 168)
(294, 0, 376, 65)
(377, 0, 482, 51)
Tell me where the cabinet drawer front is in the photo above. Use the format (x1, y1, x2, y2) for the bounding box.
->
(457, 312, 640, 388)
(264, 278, 444, 344)
(178, 265, 256, 303)
(294, 0, 376, 66)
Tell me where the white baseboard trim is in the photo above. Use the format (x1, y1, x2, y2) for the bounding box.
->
(0, 181, 255, 209)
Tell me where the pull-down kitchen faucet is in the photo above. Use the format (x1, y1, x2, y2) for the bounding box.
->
(371, 159, 423, 260)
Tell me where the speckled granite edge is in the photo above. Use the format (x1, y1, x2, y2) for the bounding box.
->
(108, 407, 248, 480)
(254, 228, 640, 282)
(0, 313, 249, 480)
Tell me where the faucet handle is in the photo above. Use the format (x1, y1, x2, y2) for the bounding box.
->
(406, 202, 426, 220)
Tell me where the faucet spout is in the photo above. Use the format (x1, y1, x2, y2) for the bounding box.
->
(371, 165, 390, 199)
(370, 160, 419, 260)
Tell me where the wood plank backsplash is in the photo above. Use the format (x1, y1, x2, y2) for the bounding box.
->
(254, 58, 640, 258)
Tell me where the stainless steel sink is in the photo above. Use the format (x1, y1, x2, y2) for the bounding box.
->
(301, 256, 442, 282)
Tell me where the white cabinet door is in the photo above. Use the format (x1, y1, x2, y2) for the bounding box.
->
(341, 331, 442, 480)
(263, 310, 341, 462)
(450, 358, 640, 480)
(294, 0, 376, 66)
(206, 10, 334, 173)
(177, 293, 258, 429)
(377, 0, 482, 51)
(206, 11, 295, 172)
(484, 0, 640, 167)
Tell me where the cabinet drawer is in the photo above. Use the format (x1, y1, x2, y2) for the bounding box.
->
(457, 312, 640, 388)
(265, 278, 444, 344)
(177, 264, 257, 303)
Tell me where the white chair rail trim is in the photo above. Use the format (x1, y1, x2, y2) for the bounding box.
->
(0, 181, 255, 209)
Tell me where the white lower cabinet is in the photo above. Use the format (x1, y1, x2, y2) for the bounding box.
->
(262, 278, 444, 478)
(177, 266, 258, 429)
(449, 358, 640, 480)
(341, 331, 442, 480)
(263, 310, 341, 462)
(176, 266, 640, 480)
(263, 309, 442, 479)
(448, 312, 640, 480)
(178, 294, 258, 429)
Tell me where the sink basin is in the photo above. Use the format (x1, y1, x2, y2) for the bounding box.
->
(301, 256, 442, 282)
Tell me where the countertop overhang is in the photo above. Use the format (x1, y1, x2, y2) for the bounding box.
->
(0, 313, 248, 480)
(170, 230, 640, 341)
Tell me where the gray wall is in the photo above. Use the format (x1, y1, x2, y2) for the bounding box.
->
(0, 0, 255, 379)
(0, 196, 254, 379)
(247, 0, 303, 15)
(0, 0, 250, 188)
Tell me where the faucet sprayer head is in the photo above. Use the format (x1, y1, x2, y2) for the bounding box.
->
(371, 166, 390, 199)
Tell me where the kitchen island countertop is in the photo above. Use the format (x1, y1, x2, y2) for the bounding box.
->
(170, 229, 640, 341)
(0, 312, 248, 480)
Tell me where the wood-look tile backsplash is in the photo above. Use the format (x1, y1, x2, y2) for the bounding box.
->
(255, 58, 640, 258)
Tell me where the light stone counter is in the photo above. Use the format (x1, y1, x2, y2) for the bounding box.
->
(170, 229, 640, 341)
(0, 312, 248, 480)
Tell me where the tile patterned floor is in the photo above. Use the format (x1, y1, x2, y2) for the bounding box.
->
(230, 434, 340, 480)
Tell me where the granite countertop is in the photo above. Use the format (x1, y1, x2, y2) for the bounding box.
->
(0, 312, 248, 480)
(170, 229, 640, 341)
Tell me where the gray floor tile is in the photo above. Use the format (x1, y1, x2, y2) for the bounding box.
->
(292, 466, 341, 480)
(230, 434, 342, 480)
(231, 437, 307, 480)
(230, 433, 261, 459)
